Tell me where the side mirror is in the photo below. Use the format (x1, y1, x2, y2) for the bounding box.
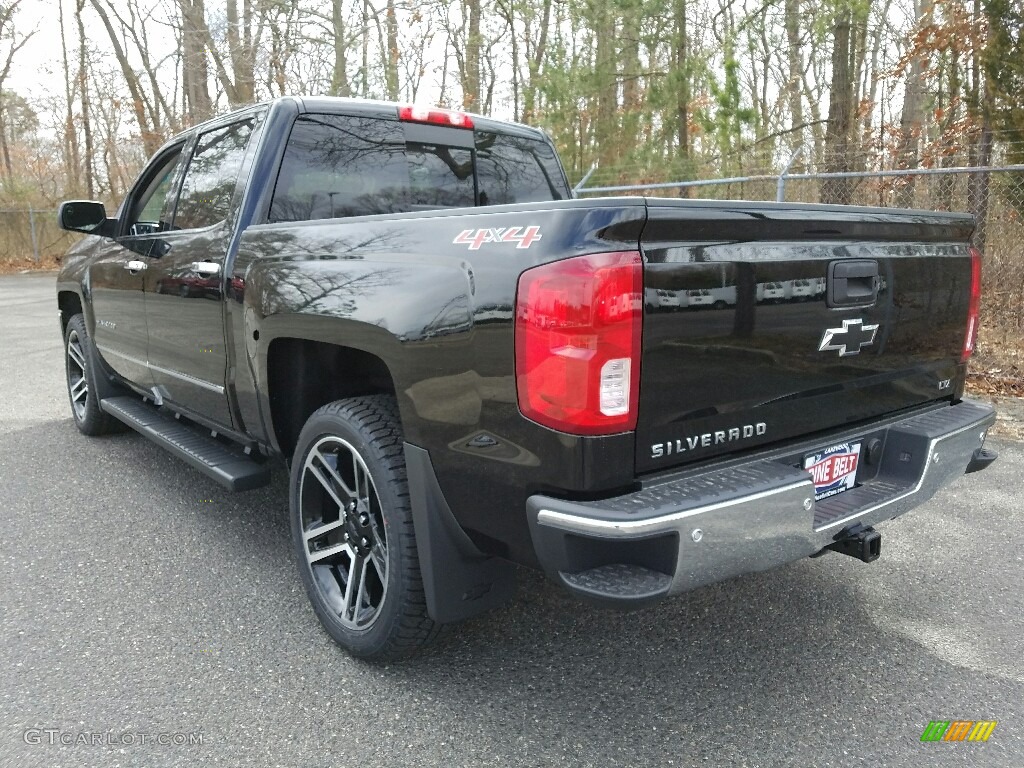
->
(57, 200, 108, 234)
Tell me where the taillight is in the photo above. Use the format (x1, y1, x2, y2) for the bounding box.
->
(514, 251, 643, 435)
(962, 246, 982, 362)
(397, 105, 474, 129)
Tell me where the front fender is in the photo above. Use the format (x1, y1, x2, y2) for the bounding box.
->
(56, 237, 101, 334)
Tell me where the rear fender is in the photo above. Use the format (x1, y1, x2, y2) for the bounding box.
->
(244, 255, 474, 452)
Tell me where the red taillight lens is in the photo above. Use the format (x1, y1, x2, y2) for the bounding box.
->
(962, 246, 982, 362)
(397, 105, 474, 129)
(514, 251, 643, 435)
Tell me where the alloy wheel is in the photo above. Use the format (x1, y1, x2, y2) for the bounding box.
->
(66, 329, 89, 422)
(298, 436, 389, 630)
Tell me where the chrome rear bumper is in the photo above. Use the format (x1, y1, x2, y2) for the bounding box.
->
(527, 399, 997, 605)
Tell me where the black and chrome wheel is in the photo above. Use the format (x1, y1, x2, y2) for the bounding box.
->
(63, 314, 122, 436)
(300, 434, 389, 629)
(66, 327, 89, 422)
(290, 395, 440, 659)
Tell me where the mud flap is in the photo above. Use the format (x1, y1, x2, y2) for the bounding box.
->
(403, 443, 516, 623)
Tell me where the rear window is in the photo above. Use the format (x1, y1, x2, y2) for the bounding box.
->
(269, 114, 565, 223)
(474, 131, 565, 205)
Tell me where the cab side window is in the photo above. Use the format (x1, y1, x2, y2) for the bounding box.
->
(174, 118, 255, 230)
(268, 114, 475, 223)
(124, 146, 184, 236)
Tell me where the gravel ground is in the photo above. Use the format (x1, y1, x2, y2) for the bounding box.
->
(1, 273, 1021, 768)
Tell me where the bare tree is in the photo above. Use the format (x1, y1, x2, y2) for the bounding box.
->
(58, 0, 80, 193)
(384, 0, 399, 99)
(0, 0, 34, 183)
(676, 0, 690, 160)
(89, 0, 177, 154)
(894, 0, 931, 207)
(462, 0, 481, 108)
(822, 1, 865, 203)
(331, 0, 352, 95)
(180, 0, 213, 122)
(75, 0, 94, 197)
(783, 0, 803, 159)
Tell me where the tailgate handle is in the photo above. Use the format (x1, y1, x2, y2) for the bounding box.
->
(828, 260, 878, 307)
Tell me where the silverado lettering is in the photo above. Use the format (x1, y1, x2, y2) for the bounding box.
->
(54, 96, 998, 662)
(651, 423, 768, 458)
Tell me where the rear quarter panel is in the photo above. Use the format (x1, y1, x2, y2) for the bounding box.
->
(237, 199, 646, 563)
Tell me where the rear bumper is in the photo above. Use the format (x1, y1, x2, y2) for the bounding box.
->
(526, 399, 997, 606)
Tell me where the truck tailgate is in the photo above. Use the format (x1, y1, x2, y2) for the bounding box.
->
(636, 201, 976, 474)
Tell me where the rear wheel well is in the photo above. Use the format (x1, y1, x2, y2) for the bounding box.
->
(58, 291, 83, 334)
(267, 337, 396, 459)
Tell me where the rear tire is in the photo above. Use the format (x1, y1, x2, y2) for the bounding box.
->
(289, 395, 441, 660)
(64, 314, 123, 436)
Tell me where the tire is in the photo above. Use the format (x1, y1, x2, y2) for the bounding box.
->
(289, 395, 440, 660)
(63, 314, 124, 436)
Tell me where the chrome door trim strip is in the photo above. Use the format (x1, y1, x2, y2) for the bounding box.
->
(148, 361, 226, 395)
(95, 344, 225, 395)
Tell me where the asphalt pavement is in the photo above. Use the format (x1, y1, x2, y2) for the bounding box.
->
(1, 273, 1021, 767)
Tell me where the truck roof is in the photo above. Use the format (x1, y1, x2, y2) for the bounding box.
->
(171, 95, 550, 145)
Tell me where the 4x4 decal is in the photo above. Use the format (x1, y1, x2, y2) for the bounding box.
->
(453, 226, 543, 250)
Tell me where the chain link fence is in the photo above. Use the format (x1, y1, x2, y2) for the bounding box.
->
(0, 207, 78, 267)
(579, 165, 1024, 334)
(4, 167, 1022, 332)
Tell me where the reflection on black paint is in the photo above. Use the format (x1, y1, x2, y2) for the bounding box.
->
(474, 132, 565, 205)
(175, 119, 255, 230)
(269, 115, 476, 221)
(267, 114, 568, 222)
(155, 273, 222, 300)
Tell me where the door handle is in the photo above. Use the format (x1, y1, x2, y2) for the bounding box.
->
(191, 261, 220, 276)
(124, 260, 147, 272)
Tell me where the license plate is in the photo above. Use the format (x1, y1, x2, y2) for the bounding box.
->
(803, 441, 862, 501)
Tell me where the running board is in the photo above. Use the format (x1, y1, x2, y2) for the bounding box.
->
(99, 396, 271, 491)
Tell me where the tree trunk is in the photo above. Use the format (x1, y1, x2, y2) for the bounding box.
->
(59, 0, 81, 193)
(784, 0, 803, 158)
(0, 1, 27, 184)
(76, 0, 94, 197)
(675, 0, 689, 161)
(506, 4, 520, 119)
(968, 0, 994, 251)
(936, 49, 960, 211)
(822, 4, 855, 204)
(862, 0, 891, 144)
(522, 0, 551, 123)
(384, 0, 399, 100)
(593, 2, 618, 171)
(331, 0, 351, 96)
(180, 0, 212, 122)
(0, 104, 10, 183)
(894, 0, 930, 207)
(621, 27, 640, 156)
(225, 0, 249, 104)
(463, 0, 481, 108)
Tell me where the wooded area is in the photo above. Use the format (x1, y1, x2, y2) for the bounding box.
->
(0, 0, 1020, 206)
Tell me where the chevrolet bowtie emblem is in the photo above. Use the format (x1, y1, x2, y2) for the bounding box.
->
(818, 318, 879, 356)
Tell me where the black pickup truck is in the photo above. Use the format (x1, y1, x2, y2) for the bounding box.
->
(56, 96, 997, 659)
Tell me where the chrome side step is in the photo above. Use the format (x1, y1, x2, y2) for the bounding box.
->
(99, 396, 271, 491)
